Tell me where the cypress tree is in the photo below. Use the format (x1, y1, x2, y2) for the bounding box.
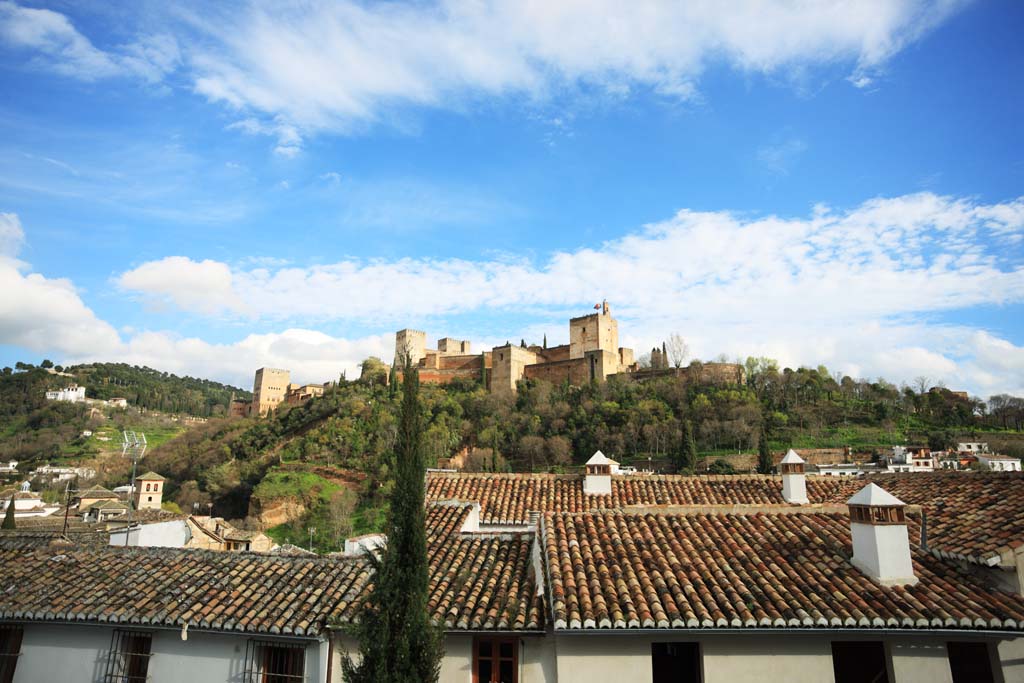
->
(676, 420, 697, 473)
(757, 429, 774, 474)
(343, 363, 443, 683)
(2, 497, 15, 530)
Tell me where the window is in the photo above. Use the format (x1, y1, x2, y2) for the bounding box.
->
(145, 483, 151, 492)
(948, 642, 994, 683)
(474, 637, 516, 683)
(104, 630, 152, 682)
(651, 642, 701, 683)
(0, 625, 22, 683)
(831, 641, 889, 683)
(243, 640, 305, 682)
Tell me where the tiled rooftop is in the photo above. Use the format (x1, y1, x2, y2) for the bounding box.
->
(543, 510, 1024, 631)
(427, 471, 1024, 563)
(0, 546, 369, 637)
(426, 472, 853, 524)
(0, 501, 542, 635)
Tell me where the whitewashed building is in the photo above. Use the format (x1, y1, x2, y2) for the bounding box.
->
(43, 384, 86, 402)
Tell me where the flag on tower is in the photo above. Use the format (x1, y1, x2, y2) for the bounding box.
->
(593, 303, 601, 310)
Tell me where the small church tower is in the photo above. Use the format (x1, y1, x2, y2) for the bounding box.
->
(134, 471, 166, 511)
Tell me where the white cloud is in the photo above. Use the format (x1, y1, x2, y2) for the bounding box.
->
(0, 1, 179, 82)
(117, 256, 245, 317)
(4, 201, 1022, 396)
(0, 212, 25, 257)
(0, 214, 122, 357)
(107, 192, 1024, 395)
(116, 192, 1024, 324)
(757, 137, 808, 175)
(187, 0, 965, 144)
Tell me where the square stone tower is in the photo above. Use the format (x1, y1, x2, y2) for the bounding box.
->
(569, 300, 619, 360)
(251, 368, 290, 417)
(394, 329, 427, 368)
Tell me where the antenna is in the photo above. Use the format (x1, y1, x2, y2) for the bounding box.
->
(121, 430, 147, 546)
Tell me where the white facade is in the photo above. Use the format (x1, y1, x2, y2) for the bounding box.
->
(0, 460, 17, 474)
(957, 442, 990, 454)
(44, 385, 86, 402)
(30, 464, 96, 482)
(108, 519, 192, 548)
(330, 631, 1017, 683)
(9, 622, 327, 683)
(976, 453, 1022, 472)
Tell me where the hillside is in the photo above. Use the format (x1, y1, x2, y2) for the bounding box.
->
(0, 363, 250, 478)
(133, 360, 1023, 553)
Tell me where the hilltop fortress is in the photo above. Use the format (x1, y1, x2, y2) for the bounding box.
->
(394, 301, 744, 393)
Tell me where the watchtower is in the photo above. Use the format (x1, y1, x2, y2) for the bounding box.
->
(394, 329, 427, 368)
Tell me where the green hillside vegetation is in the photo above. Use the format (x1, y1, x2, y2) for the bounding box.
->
(136, 358, 1024, 554)
(0, 362, 248, 469)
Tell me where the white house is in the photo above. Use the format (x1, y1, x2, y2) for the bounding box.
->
(975, 453, 1023, 472)
(958, 442, 990, 454)
(0, 461, 17, 475)
(43, 384, 86, 402)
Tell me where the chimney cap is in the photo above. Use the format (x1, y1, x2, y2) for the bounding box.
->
(586, 450, 618, 466)
(780, 449, 804, 465)
(847, 482, 906, 507)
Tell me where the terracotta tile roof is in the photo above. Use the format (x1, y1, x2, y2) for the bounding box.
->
(543, 510, 1024, 632)
(419, 502, 543, 631)
(823, 472, 1024, 564)
(425, 472, 852, 524)
(426, 501, 474, 539)
(427, 471, 1024, 564)
(0, 503, 542, 635)
(0, 545, 369, 637)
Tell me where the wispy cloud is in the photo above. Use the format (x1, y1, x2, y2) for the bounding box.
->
(757, 137, 808, 175)
(1, 1, 968, 153)
(0, 1, 179, 83)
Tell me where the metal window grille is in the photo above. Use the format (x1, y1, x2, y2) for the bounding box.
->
(242, 640, 306, 683)
(103, 630, 153, 682)
(0, 625, 23, 683)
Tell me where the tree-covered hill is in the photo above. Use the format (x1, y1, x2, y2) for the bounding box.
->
(128, 360, 1023, 554)
(0, 363, 250, 467)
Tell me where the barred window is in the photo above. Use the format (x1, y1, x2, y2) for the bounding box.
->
(0, 624, 23, 683)
(243, 640, 306, 682)
(104, 630, 152, 682)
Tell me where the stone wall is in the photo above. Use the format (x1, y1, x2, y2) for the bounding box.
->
(491, 345, 539, 394)
(524, 357, 591, 385)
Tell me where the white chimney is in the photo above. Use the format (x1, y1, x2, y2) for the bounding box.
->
(779, 449, 808, 504)
(847, 483, 917, 586)
(583, 450, 616, 496)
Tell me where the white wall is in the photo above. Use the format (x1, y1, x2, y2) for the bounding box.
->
(13, 622, 323, 683)
(109, 519, 191, 548)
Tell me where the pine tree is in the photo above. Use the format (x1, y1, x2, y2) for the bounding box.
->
(2, 497, 15, 530)
(757, 429, 774, 474)
(676, 420, 697, 473)
(342, 363, 443, 683)
(543, 334, 547, 349)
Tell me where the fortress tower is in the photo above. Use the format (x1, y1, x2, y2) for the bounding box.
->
(569, 300, 619, 359)
(394, 329, 427, 368)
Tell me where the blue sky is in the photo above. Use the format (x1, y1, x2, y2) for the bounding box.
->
(0, 0, 1022, 396)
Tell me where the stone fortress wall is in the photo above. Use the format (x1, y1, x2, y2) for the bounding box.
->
(394, 301, 745, 394)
